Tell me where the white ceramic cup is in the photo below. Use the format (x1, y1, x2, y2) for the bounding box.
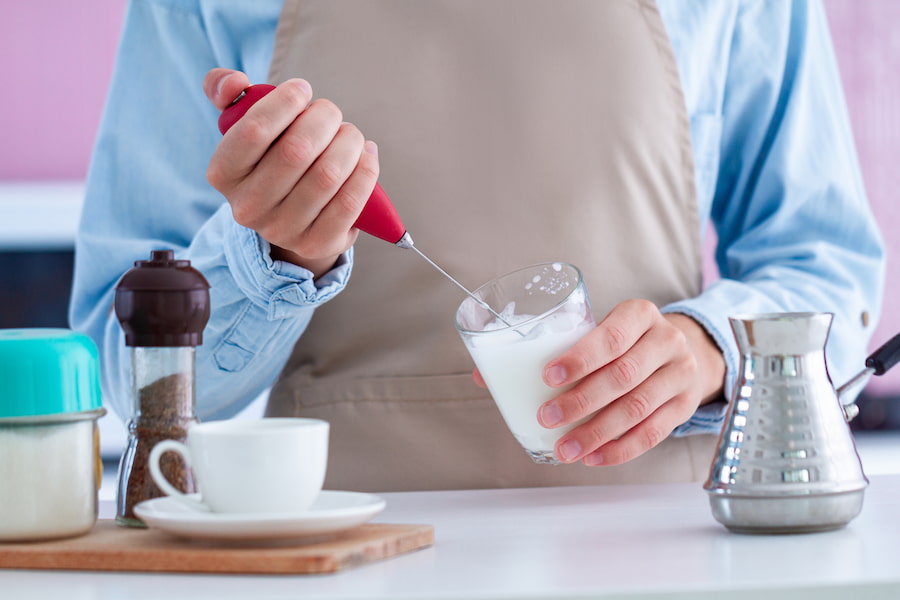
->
(148, 418, 329, 514)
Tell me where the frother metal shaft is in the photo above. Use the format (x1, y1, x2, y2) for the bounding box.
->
(396, 233, 516, 330)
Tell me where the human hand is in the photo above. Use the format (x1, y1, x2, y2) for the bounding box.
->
(203, 68, 380, 278)
(474, 299, 725, 466)
(541, 300, 724, 465)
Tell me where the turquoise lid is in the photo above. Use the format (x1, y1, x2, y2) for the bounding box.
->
(0, 329, 103, 418)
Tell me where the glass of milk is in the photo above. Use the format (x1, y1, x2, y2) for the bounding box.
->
(454, 262, 596, 464)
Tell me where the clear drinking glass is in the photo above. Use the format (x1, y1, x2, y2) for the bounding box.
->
(454, 262, 596, 464)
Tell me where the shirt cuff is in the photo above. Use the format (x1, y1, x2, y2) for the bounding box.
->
(672, 401, 728, 436)
(224, 219, 352, 320)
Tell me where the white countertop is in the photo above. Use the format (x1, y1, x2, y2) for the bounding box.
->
(3, 474, 900, 599)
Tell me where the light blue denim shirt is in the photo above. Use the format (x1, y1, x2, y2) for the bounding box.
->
(71, 0, 884, 436)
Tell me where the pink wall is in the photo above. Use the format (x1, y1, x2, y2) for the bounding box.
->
(1, 1, 898, 393)
(826, 0, 900, 394)
(0, 1, 125, 179)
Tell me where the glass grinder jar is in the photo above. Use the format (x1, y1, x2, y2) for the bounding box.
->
(113, 249, 210, 527)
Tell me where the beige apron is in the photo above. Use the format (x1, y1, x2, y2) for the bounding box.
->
(266, 0, 718, 492)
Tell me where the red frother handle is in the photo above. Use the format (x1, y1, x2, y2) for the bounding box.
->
(217, 84, 407, 245)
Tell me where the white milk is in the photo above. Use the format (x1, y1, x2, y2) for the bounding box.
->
(466, 308, 595, 455)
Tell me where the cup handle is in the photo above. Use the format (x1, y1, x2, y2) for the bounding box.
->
(148, 440, 209, 512)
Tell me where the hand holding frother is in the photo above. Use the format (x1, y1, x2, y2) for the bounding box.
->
(216, 81, 513, 326)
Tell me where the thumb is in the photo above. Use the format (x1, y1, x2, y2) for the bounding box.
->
(202, 68, 251, 111)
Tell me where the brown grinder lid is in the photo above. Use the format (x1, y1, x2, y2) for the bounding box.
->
(114, 250, 211, 347)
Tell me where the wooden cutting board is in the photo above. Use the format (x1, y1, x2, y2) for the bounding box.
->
(0, 520, 434, 575)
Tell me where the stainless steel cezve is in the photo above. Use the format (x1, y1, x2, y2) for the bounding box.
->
(704, 312, 900, 534)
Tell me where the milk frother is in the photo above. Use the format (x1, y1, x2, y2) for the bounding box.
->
(218, 84, 514, 327)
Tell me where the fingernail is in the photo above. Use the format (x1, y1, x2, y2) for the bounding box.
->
(557, 439, 582, 462)
(545, 364, 567, 386)
(583, 452, 604, 466)
(364, 140, 378, 156)
(292, 78, 312, 96)
(215, 72, 235, 99)
(539, 403, 563, 427)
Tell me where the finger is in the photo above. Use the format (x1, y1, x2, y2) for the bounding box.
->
(472, 368, 487, 389)
(263, 123, 368, 256)
(209, 79, 314, 188)
(308, 138, 380, 244)
(203, 68, 251, 110)
(231, 98, 343, 228)
(552, 359, 691, 463)
(579, 391, 697, 466)
(539, 312, 681, 428)
(543, 298, 660, 388)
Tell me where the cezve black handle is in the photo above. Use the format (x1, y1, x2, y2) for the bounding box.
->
(865, 331, 900, 376)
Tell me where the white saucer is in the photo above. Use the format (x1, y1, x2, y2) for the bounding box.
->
(134, 490, 386, 541)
